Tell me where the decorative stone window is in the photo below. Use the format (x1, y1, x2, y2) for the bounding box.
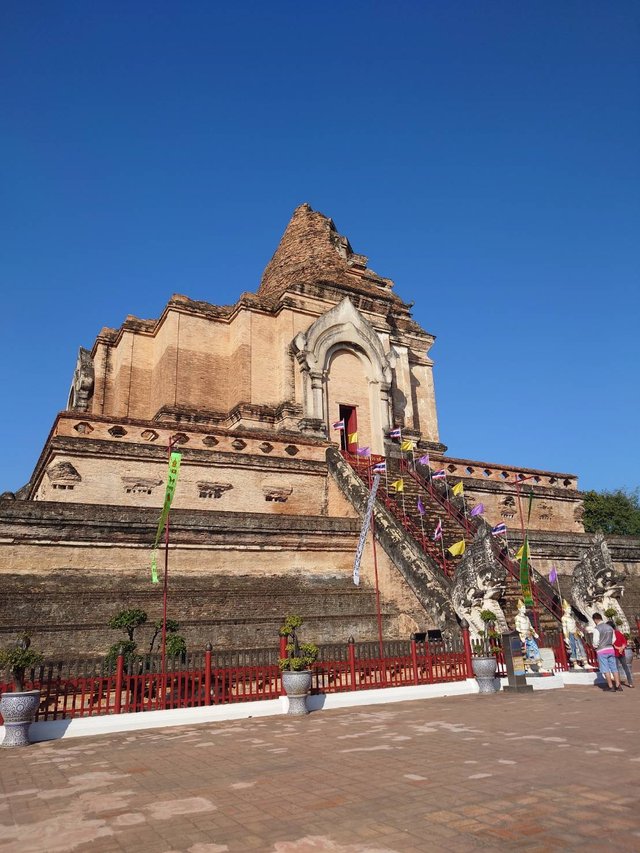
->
(501, 510, 515, 519)
(284, 445, 299, 456)
(171, 432, 189, 445)
(46, 461, 82, 493)
(548, 476, 557, 485)
(108, 425, 127, 438)
(263, 485, 293, 503)
(141, 429, 159, 442)
(500, 471, 509, 480)
(447, 464, 456, 473)
(563, 478, 573, 487)
(231, 438, 247, 451)
(465, 466, 474, 475)
(482, 469, 491, 478)
(122, 478, 161, 496)
(202, 435, 219, 447)
(73, 422, 93, 435)
(539, 503, 553, 520)
(502, 496, 516, 508)
(197, 482, 232, 499)
(259, 442, 274, 454)
(533, 476, 541, 483)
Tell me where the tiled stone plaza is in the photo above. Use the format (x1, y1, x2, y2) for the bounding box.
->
(1, 686, 639, 852)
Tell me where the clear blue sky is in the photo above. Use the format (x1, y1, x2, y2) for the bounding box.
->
(1, 2, 638, 494)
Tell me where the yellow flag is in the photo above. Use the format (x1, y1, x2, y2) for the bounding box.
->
(447, 539, 466, 557)
(400, 439, 415, 452)
(348, 431, 358, 444)
(390, 479, 404, 492)
(452, 481, 464, 496)
(515, 541, 530, 561)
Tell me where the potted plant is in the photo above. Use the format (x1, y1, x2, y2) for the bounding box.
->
(278, 615, 319, 715)
(0, 636, 43, 747)
(470, 611, 501, 694)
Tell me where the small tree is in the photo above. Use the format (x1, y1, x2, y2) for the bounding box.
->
(108, 608, 148, 643)
(0, 635, 43, 692)
(278, 615, 319, 672)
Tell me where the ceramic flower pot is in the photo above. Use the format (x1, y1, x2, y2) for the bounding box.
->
(0, 690, 40, 747)
(471, 656, 499, 694)
(281, 670, 312, 715)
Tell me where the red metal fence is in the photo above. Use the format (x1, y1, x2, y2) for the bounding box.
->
(0, 635, 470, 723)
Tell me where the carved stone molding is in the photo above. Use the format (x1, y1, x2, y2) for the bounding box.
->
(122, 477, 162, 496)
(263, 485, 293, 503)
(197, 481, 233, 499)
(67, 348, 94, 412)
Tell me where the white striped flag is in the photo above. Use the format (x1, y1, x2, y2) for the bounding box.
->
(388, 427, 402, 438)
(433, 519, 443, 540)
(372, 462, 386, 473)
(333, 420, 345, 431)
(491, 522, 507, 536)
(432, 469, 446, 480)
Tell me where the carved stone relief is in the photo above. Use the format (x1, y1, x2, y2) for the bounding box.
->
(451, 530, 509, 642)
(67, 348, 95, 412)
(571, 532, 629, 632)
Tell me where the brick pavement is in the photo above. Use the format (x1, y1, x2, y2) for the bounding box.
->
(1, 685, 639, 852)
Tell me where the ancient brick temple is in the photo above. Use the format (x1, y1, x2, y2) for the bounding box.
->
(1, 204, 639, 653)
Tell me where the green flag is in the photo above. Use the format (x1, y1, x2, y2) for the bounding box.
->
(519, 534, 534, 607)
(150, 451, 182, 583)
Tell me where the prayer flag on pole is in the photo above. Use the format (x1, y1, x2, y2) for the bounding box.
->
(388, 427, 402, 438)
(372, 462, 386, 473)
(491, 522, 507, 536)
(469, 503, 485, 517)
(432, 469, 446, 480)
(515, 541, 530, 561)
(549, 567, 558, 584)
(390, 479, 404, 492)
(452, 481, 464, 496)
(417, 496, 426, 515)
(150, 451, 182, 583)
(519, 535, 534, 606)
(332, 420, 345, 431)
(418, 454, 430, 465)
(348, 431, 358, 444)
(433, 519, 443, 541)
(352, 475, 380, 586)
(356, 446, 370, 457)
(448, 539, 466, 557)
(400, 439, 415, 452)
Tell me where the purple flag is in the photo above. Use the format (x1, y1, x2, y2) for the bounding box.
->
(356, 446, 370, 457)
(417, 496, 425, 516)
(469, 503, 485, 517)
(418, 454, 430, 465)
(549, 567, 558, 584)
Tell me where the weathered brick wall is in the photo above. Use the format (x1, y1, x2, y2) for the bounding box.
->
(0, 499, 426, 655)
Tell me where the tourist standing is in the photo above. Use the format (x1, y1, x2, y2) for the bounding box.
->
(610, 621, 634, 688)
(591, 613, 622, 692)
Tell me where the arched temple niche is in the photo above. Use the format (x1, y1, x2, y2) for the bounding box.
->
(325, 345, 374, 451)
(292, 298, 394, 455)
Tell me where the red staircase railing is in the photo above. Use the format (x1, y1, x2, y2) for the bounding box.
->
(398, 458, 562, 621)
(341, 451, 454, 578)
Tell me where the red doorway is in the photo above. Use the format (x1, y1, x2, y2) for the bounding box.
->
(339, 404, 358, 452)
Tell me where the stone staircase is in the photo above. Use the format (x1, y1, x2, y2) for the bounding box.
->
(340, 450, 563, 638)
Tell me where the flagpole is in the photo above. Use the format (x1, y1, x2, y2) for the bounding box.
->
(438, 518, 447, 570)
(366, 465, 385, 660)
(162, 434, 176, 709)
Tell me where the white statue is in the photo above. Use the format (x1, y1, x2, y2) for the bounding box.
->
(561, 599, 586, 667)
(515, 599, 541, 665)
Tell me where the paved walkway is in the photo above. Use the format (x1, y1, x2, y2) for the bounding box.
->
(1, 685, 639, 852)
